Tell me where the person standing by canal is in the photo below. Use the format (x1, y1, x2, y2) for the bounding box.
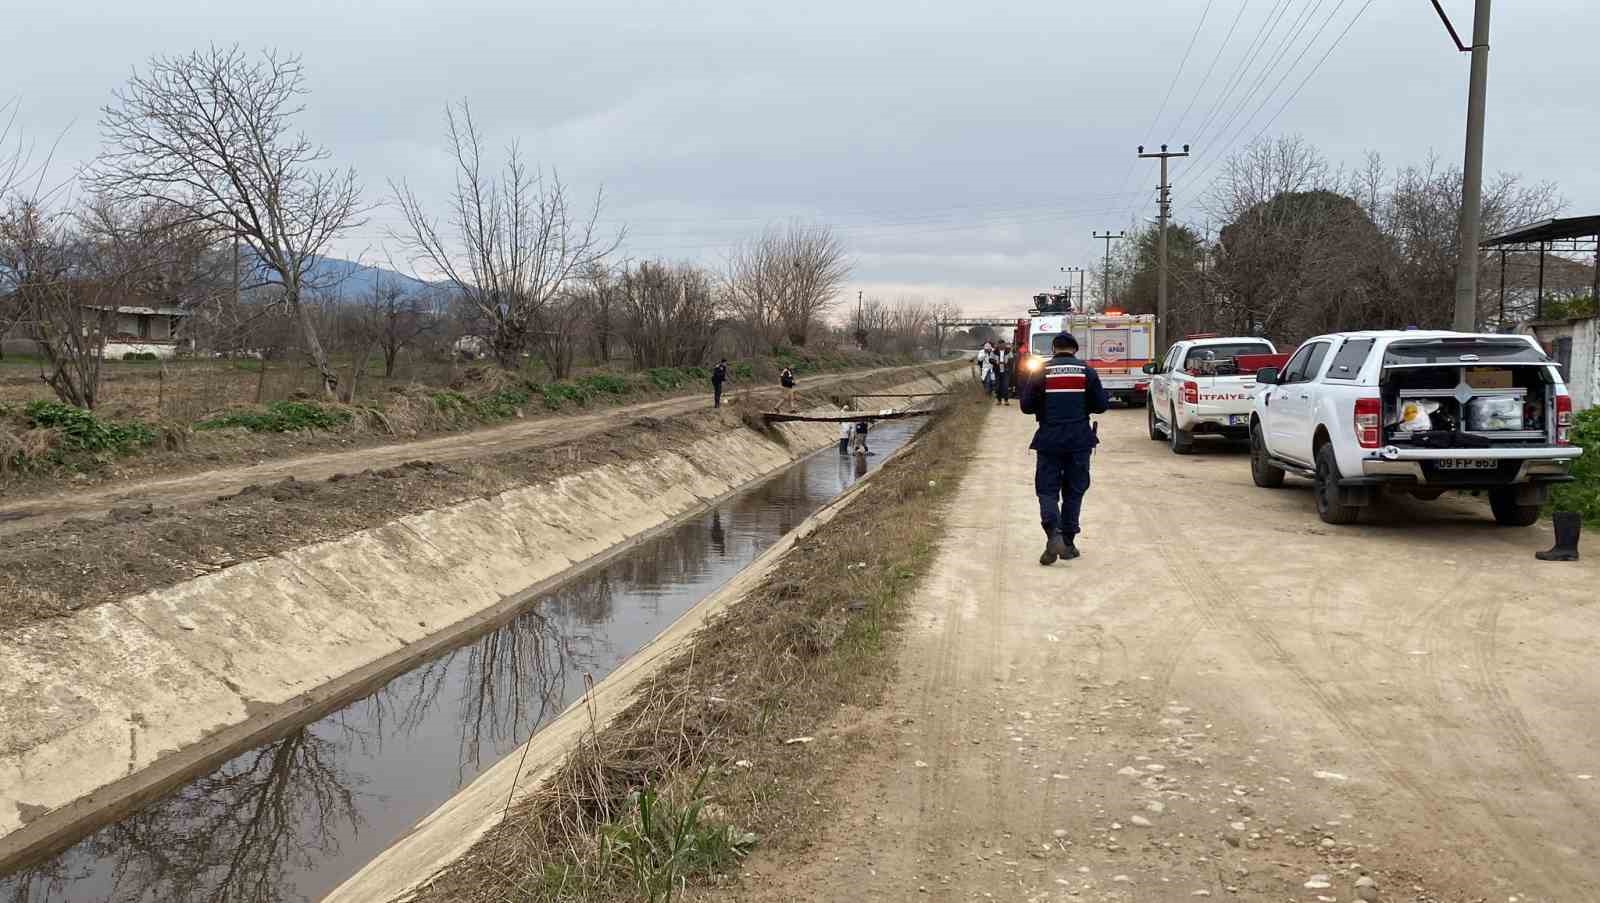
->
(1018, 332, 1108, 565)
(711, 358, 729, 408)
(992, 341, 1013, 406)
(780, 365, 797, 412)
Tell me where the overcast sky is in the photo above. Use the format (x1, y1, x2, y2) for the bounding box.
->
(8, 0, 1598, 317)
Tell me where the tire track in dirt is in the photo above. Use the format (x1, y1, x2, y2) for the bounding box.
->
(1381, 564, 1594, 896)
(1146, 529, 1481, 847)
(1160, 528, 1585, 899)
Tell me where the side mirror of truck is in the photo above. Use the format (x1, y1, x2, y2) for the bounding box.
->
(1255, 367, 1279, 385)
(1141, 362, 1158, 375)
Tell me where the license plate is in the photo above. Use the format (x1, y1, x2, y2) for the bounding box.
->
(1227, 414, 1247, 426)
(1436, 458, 1496, 470)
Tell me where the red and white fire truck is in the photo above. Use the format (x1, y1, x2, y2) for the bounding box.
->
(1014, 308, 1156, 406)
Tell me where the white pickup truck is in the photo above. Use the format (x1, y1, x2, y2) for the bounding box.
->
(1248, 330, 1583, 526)
(1144, 336, 1286, 454)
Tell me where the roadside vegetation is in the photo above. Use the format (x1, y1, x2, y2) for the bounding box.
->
(1551, 406, 1600, 523)
(0, 350, 910, 483)
(413, 387, 989, 903)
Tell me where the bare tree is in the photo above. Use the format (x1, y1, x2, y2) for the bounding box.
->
(0, 199, 111, 406)
(928, 298, 962, 355)
(725, 222, 850, 352)
(617, 260, 721, 368)
(724, 232, 786, 354)
(392, 102, 619, 373)
(362, 274, 439, 379)
(884, 296, 933, 355)
(90, 45, 363, 397)
(848, 294, 892, 352)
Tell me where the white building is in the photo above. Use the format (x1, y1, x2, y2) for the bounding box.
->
(85, 304, 194, 359)
(1524, 315, 1599, 411)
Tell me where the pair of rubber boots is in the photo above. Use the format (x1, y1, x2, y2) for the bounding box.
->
(1535, 512, 1582, 562)
(1040, 525, 1079, 566)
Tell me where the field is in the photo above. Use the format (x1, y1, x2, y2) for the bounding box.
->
(0, 353, 469, 423)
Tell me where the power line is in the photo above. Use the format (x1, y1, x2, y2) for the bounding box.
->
(1110, 0, 1221, 220)
(1148, 0, 1218, 139)
(1187, 0, 1333, 167)
(1184, 0, 1373, 192)
(1171, 0, 1254, 139)
(1186, 0, 1298, 146)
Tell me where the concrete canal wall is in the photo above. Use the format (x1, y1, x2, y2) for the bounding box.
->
(0, 369, 953, 868)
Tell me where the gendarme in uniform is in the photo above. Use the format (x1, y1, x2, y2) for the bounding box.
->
(1018, 334, 1109, 565)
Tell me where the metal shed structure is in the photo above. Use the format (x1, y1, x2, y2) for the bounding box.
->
(1480, 215, 1600, 322)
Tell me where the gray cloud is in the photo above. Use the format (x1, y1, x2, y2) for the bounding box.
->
(7, 0, 1596, 316)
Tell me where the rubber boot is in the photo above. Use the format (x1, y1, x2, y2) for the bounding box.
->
(1535, 512, 1581, 562)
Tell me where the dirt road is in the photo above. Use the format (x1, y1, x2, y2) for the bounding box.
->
(726, 406, 1599, 903)
(0, 366, 923, 537)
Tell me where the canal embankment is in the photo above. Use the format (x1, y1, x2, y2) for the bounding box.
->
(367, 385, 990, 903)
(0, 365, 958, 884)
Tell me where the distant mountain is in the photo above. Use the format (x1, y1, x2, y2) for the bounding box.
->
(298, 255, 437, 299)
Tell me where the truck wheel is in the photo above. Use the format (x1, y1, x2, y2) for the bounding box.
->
(1147, 402, 1164, 440)
(1168, 405, 1194, 455)
(1313, 443, 1360, 525)
(1488, 488, 1540, 527)
(1250, 423, 1285, 488)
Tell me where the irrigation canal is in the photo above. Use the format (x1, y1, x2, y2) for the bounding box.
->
(1, 421, 918, 902)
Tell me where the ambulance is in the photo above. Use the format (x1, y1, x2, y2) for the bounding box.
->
(1014, 305, 1156, 407)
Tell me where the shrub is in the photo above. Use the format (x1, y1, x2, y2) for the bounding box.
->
(539, 382, 592, 409)
(22, 400, 155, 453)
(645, 368, 688, 390)
(475, 387, 531, 419)
(1552, 406, 1600, 523)
(732, 362, 754, 381)
(579, 374, 629, 396)
(121, 351, 160, 362)
(195, 400, 352, 433)
(429, 390, 474, 420)
(1540, 294, 1598, 321)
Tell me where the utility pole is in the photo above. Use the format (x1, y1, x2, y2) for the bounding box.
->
(1435, 0, 1491, 330)
(1139, 144, 1189, 351)
(1061, 266, 1087, 312)
(1093, 231, 1127, 311)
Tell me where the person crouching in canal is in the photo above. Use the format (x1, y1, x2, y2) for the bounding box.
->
(1018, 333, 1108, 565)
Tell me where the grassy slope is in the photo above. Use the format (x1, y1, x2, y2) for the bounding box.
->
(412, 387, 991, 902)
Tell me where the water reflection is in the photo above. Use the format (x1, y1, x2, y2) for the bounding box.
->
(0, 422, 917, 902)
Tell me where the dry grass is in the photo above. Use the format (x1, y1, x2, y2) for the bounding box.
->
(414, 386, 991, 903)
(0, 426, 56, 476)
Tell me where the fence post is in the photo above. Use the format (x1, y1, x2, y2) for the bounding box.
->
(254, 357, 267, 404)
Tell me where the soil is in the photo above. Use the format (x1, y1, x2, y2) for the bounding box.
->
(0, 365, 947, 632)
(0, 365, 927, 537)
(0, 362, 917, 505)
(708, 406, 1600, 903)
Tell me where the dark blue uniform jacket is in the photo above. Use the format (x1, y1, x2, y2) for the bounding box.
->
(1018, 353, 1110, 453)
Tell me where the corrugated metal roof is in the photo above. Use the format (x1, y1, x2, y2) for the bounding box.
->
(1481, 215, 1600, 247)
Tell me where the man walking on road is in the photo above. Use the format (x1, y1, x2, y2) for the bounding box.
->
(711, 358, 729, 408)
(1019, 333, 1108, 565)
(780, 366, 797, 412)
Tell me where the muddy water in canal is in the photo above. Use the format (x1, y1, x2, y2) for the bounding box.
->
(1, 422, 917, 902)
